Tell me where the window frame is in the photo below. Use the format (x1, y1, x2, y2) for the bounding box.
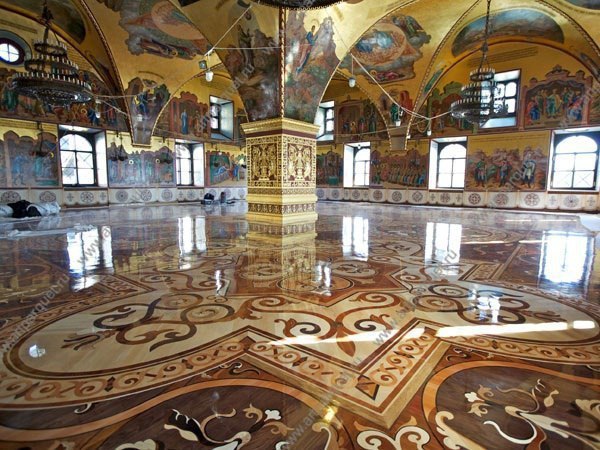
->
(0, 37, 25, 65)
(176, 144, 193, 186)
(316, 100, 335, 141)
(353, 145, 370, 187)
(435, 141, 467, 189)
(482, 69, 520, 129)
(59, 132, 98, 187)
(550, 131, 600, 191)
(209, 95, 234, 140)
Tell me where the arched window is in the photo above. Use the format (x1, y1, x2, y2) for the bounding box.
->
(176, 144, 192, 185)
(552, 134, 599, 190)
(0, 35, 26, 65)
(354, 146, 370, 186)
(437, 143, 466, 189)
(60, 133, 96, 186)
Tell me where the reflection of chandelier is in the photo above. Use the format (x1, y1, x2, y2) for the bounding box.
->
(450, 0, 496, 127)
(13, 1, 92, 106)
(254, 0, 344, 8)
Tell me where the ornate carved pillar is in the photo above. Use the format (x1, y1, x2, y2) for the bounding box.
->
(242, 118, 319, 224)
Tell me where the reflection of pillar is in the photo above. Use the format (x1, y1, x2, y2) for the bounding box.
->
(246, 221, 317, 293)
(243, 118, 319, 224)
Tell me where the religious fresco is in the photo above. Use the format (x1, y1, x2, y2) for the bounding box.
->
(96, 0, 210, 59)
(0, 69, 127, 131)
(379, 89, 414, 126)
(317, 147, 343, 187)
(206, 149, 246, 187)
(452, 9, 564, 56)
(284, 12, 340, 123)
(563, 0, 600, 9)
(221, 2, 280, 122)
(522, 65, 592, 129)
(423, 81, 473, 134)
(466, 131, 550, 191)
(4, 0, 86, 43)
(108, 146, 175, 187)
(156, 91, 209, 139)
(0, 131, 60, 188)
(126, 77, 170, 145)
(343, 15, 430, 84)
(371, 139, 428, 188)
(335, 98, 388, 144)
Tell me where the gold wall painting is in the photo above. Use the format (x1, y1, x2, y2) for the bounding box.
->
(0, 131, 60, 188)
(207, 149, 246, 187)
(335, 98, 388, 144)
(372, 139, 428, 188)
(345, 15, 431, 84)
(156, 91, 209, 139)
(97, 0, 210, 59)
(521, 66, 592, 129)
(424, 81, 473, 134)
(284, 12, 340, 123)
(108, 146, 175, 187)
(317, 147, 343, 187)
(466, 131, 550, 191)
(126, 77, 170, 145)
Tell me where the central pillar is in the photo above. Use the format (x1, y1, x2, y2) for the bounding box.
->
(242, 118, 319, 225)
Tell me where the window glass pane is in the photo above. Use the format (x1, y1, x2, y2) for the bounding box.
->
(326, 109, 334, 120)
(75, 135, 92, 152)
(77, 152, 94, 169)
(575, 153, 597, 170)
(438, 173, 452, 188)
(440, 144, 466, 159)
(552, 172, 572, 188)
(355, 148, 370, 161)
(61, 151, 76, 168)
(78, 168, 95, 185)
(211, 118, 219, 129)
(505, 98, 516, 113)
(556, 135, 597, 154)
(453, 158, 466, 175)
(62, 167, 77, 185)
(60, 135, 75, 150)
(438, 159, 453, 174)
(452, 173, 465, 188)
(495, 84, 505, 98)
(505, 82, 517, 97)
(177, 146, 191, 159)
(555, 154, 575, 171)
(0, 43, 20, 63)
(573, 171, 595, 188)
(325, 120, 334, 132)
(180, 170, 191, 185)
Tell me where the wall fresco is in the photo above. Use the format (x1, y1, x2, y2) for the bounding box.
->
(156, 91, 209, 139)
(466, 131, 550, 191)
(285, 12, 340, 123)
(343, 15, 430, 84)
(372, 139, 428, 188)
(0, 131, 60, 188)
(221, 2, 279, 122)
(108, 146, 175, 187)
(522, 65, 592, 129)
(379, 89, 414, 126)
(335, 98, 388, 144)
(563, 0, 600, 9)
(316, 147, 343, 187)
(96, 0, 210, 59)
(424, 81, 473, 134)
(126, 77, 170, 145)
(206, 149, 246, 187)
(4, 0, 86, 43)
(453, 9, 564, 56)
(0, 69, 127, 131)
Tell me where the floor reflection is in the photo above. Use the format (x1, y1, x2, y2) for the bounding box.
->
(0, 202, 598, 449)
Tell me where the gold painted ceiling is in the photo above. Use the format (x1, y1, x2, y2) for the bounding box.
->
(0, 0, 598, 133)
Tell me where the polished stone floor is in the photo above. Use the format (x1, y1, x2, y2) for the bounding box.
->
(0, 202, 598, 449)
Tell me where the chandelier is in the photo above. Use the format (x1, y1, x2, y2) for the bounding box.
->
(12, 1, 92, 107)
(450, 0, 496, 127)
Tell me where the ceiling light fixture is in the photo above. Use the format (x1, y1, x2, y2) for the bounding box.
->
(13, 1, 92, 107)
(450, 0, 496, 127)
(348, 56, 356, 88)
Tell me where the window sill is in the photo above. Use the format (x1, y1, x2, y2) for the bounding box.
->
(548, 189, 599, 194)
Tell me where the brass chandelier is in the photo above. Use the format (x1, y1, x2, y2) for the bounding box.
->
(13, 1, 92, 107)
(450, 0, 496, 127)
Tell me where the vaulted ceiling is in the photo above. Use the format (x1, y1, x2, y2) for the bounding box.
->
(1, 0, 598, 135)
